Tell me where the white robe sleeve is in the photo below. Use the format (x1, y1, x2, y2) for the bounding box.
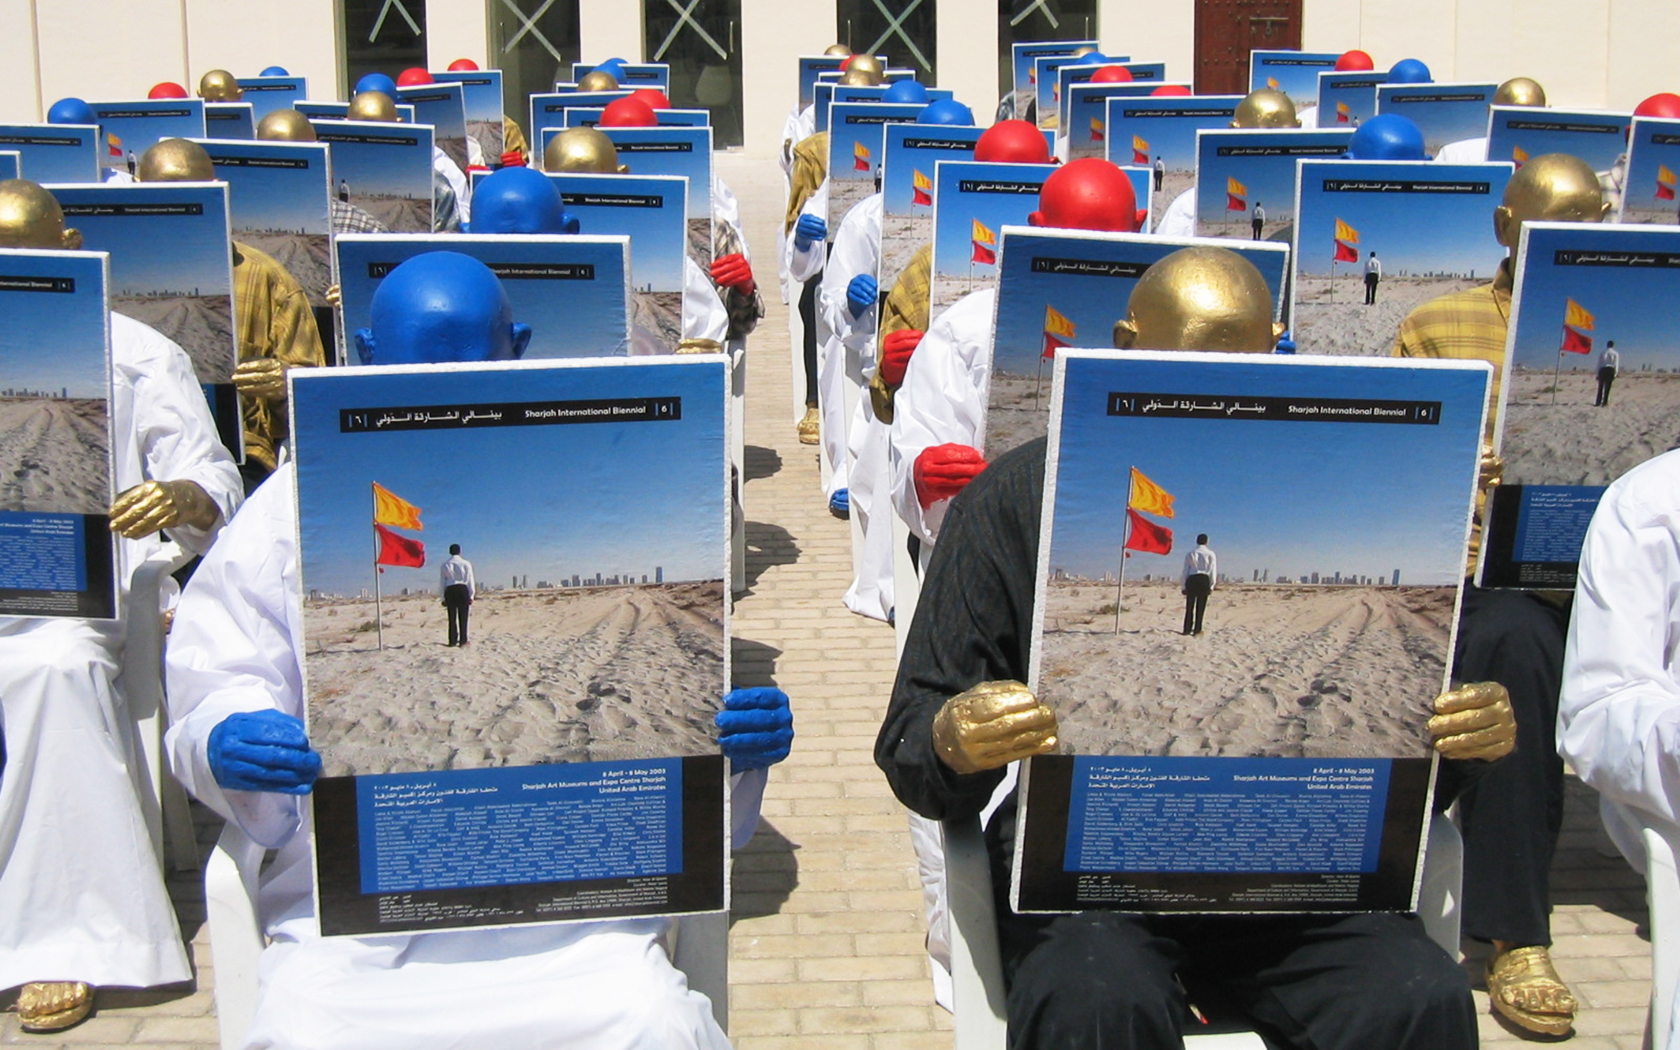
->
(1559, 451, 1680, 836)
(1154, 187, 1198, 238)
(113, 314, 243, 554)
(433, 147, 471, 223)
(817, 194, 883, 360)
(1434, 138, 1489, 164)
(784, 181, 829, 285)
(710, 174, 746, 259)
(1296, 105, 1319, 129)
(887, 289, 995, 549)
(164, 463, 307, 849)
(682, 257, 730, 345)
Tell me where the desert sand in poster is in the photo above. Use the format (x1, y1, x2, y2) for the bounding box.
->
(878, 213, 927, 297)
(686, 218, 713, 269)
(0, 397, 109, 515)
(1039, 579, 1448, 759)
(1501, 369, 1680, 484)
(355, 193, 430, 234)
(931, 272, 987, 317)
(633, 291, 684, 349)
(1153, 170, 1193, 225)
(112, 294, 235, 383)
(241, 232, 332, 306)
(305, 580, 725, 778)
(1622, 204, 1680, 226)
(466, 119, 502, 164)
(1293, 276, 1482, 357)
(984, 372, 1055, 456)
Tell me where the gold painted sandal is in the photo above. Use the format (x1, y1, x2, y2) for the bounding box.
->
(1486, 945, 1576, 1036)
(16, 981, 92, 1032)
(796, 405, 821, 445)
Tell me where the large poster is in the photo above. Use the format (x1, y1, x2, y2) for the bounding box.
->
(0, 125, 99, 184)
(333, 234, 632, 362)
(436, 68, 506, 161)
(293, 356, 730, 937)
(196, 138, 333, 305)
(1104, 95, 1242, 222)
(48, 182, 237, 385)
(1008, 40, 1096, 121)
(1291, 160, 1513, 355)
(397, 82, 470, 174)
(1374, 84, 1497, 157)
(1480, 222, 1680, 587)
(1619, 116, 1680, 225)
(1250, 51, 1342, 112)
(1065, 82, 1185, 162)
(598, 127, 715, 268)
(560, 108, 711, 129)
(0, 249, 116, 620)
(1193, 129, 1351, 240)
(89, 100, 207, 175)
(204, 103, 255, 140)
(1317, 72, 1385, 130)
(1015, 349, 1489, 914)
(796, 55, 849, 111)
(826, 103, 924, 236)
(928, 159, 1055, 318)
(1484, 107, 1628, 176)
(985, 230, 1290, 458)
(236, 75, 309, 121)
(311, 119, 435, 233)
(1034, 54, 1133, 130)
(528, 91, 632, 141)
(545, 173, 688, 350)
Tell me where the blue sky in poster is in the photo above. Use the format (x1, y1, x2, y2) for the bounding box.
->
(991, 230, 1290, 377)
(293, 360, 725, 596)
(436, 70, 504, 123)
(90, 101, 206, 162)
(827, 104, 924, 183)
(1012, 41, 1095, 98)
(1485, 108, 1628, 172)
(599, 128, 713, 219)
(1317, 73, 1385, 127)
(0, 152, 15, 180)
(1375, 84, 1497, 155)
(1507, 223, 1680, 374)
(544, 173, 686, 292)
(198, 140, 331, 234)
(880, 124, 982, 215)
(1103, 97, 1242, 172)
(1195, 130, 1352, 227)
(397, 83, 467, 140)
(1249, 51, 1341, 109)
(1066, 83, 1188, 154)
(798, 56, 847, 110)
(1623, 117, 1680, 218)
(0, 125, 99, 183)
(0, 250, 108, 399)
(1045, 353, 1486, 584)
(312, 121, 433, 200)
(931, 161, 1055, 280)
(235, 77, 307, 121)
(51, 184, 231, 297)
(204, 104, 254, 139)
(334, 235, 630, 361)
(1293, 160, 1510, 278)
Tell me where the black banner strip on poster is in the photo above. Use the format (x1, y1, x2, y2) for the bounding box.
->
(1387, 93, 1488, 104)
(1552, 250, 1680, 269)
(1122, 108, 1236, 119)
(1216, 145, 1348, 158)
(97, 108, 193, 118)
(902, 137, 978, 150)
(339, 396, 683, 433)
(1505, 120, 1619, 135)
(209, 155, 312, 170)
(1107, 392, 1443, 424)
(1031, 257, 1149, 278)
(363, 262, 596, 281)
(0, 274, 77, 293)
(956, 180, 1043, 194)
(315, 132, 421, 146)
(842, 114, 918, 126)
(0, 135, 86, 146)
(312, 755, 726, 937)
(59, 203, 206, 217)
(1321, 179, 1492, 195)
(612, 141, 693, 153)
(558, 192, 664, 209)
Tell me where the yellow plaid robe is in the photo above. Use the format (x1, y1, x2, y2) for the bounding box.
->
(868, 243, 934, 423)
(784, 132, 829, 235)
(233, 242, 327, 470)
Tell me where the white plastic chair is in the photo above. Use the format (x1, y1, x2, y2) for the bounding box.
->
(204, 822, 731, 1050)
(941, 809, 1464, 1049)
(1642, 825, 1677, 1050)
(124, 540, 200, 873)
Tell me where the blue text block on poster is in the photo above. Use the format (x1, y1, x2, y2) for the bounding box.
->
(1513, 485, 1605, 564)
(356, 759, 684, 894)
(0, 512, 88, 591)
(1064, 756, 1392, 874)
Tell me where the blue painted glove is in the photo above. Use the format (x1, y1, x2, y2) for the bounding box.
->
(1274, 329, 1297, 355)
(829, 488, 850, 517)
(794, 213, 827, 249)
(846, 273, 878, 318)
(716, 687, 793, 772)
(560, 212, 580, 235)
(208, 710, 322, 795)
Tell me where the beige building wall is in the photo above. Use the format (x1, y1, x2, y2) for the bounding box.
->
(1, 0, 1672, 149)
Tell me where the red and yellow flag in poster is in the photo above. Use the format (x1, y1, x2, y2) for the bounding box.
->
(1512, 145, 1530, 167)
(107, 132, 123, 158)
(1123, 508, 1173, 554)
(1335, 101, 1351, 124)
(1226, 175, 1248, 212)
(1561, 298, 1595, 355)
(911, 169, 933, 206)
(1333, 217, 1360, 263)
(374, 524, 426, 567)
(1041, 304, 1075, 359)
(1659, 164, 1677, 201)
(853, 140, 871, 172)
(1090, 117, 1105, 143)
(1564, 298, 1595, 331)
(1128, 467, 1175, 518)
(1334, 239, 1359, 263)
(372, 482, 423, 530)
(1266, 76, 1280, 90)
(971, 218, 997, 264)
(1132, 134, 1150, 165)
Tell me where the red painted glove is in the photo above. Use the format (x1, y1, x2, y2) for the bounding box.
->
(710, 252, 755, 295)
(914, 444, 987, 509)
(878, 329, 923, 388)
(500, 149, 527, 168)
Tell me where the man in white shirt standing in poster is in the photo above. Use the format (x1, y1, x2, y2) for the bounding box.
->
(1182, 533, 1217, 636)
(1596, 339, 1620, 407)
(440, 543, 475, 647)
(1365, 251, 1382, 305)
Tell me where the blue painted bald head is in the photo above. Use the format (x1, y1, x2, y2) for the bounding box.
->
(355, 73, 399, 97)
(467, 167, 578, 233)
(354, 252, 532, 366)
(1346, 114, 1427, 160)
(48, 98, 96, 125)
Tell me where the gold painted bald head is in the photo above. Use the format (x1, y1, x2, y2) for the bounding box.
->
(824, 44, 853, 57)
(348, 91, 400, 122)
(838, 66, 883, 87)
(1112, 247, 1282, 353)
(1232, 88, 1300, 129)
(1070, 45, 1099, 58)
(1494, 153, 1609, 252)
(544, 126, 627, 173)
(1494, 77, 1546, 108)
(256, 109, 317, 142)
(578, 70, 619, 92)
(138, 138, 214, 182)
(198, 69, 243, 101)
(0, 180, 81, 250)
